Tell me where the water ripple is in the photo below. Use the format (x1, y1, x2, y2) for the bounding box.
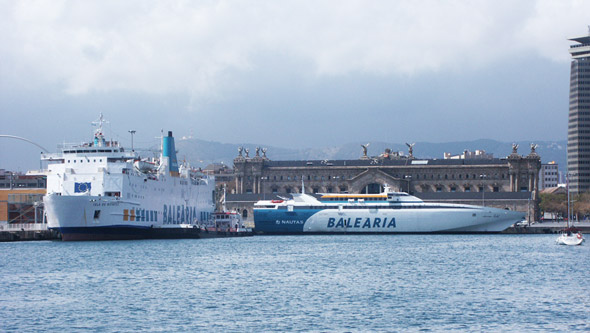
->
(1, 235, 589, 331)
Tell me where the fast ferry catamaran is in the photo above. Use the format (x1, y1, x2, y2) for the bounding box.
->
(253, 185, 525, 234)
(42, 114, 216, 241)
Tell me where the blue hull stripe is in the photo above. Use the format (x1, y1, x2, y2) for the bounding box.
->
(254, 209, 319, 234)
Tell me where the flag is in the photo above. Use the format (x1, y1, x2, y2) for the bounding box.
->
(74, 182, 92, 193)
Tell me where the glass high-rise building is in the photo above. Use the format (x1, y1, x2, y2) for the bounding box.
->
(567, 30, 590, 194)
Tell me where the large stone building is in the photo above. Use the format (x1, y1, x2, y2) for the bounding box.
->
(567, 29, 590, 194)
(225, 144, 541, 222)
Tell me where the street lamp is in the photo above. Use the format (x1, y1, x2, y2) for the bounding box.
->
(479, 174, 487, 206)
(128, 130, 136, 151)
(404, 175, 412, 194)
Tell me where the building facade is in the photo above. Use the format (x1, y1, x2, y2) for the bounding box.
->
(540, 162, 559, 190)
(567, 30, 590, 194)
(226, 145, 541, 221)
(0, 171, 46, 225)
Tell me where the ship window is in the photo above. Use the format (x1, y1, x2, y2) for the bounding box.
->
(73, 160, 76, 163)
(451, 187, 456, 192)
(93, 210, 101, 219)
(493, 186, 499, 192)
(436, 186, 442, 192)
(242, 209, 248, 219)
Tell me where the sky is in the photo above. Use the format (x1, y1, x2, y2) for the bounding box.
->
(1, 0, 589, 172)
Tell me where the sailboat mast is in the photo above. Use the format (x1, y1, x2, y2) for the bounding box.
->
(567, 173, 570, 228)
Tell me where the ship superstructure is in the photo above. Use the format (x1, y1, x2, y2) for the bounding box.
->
(253, 186, 525, 234)
(42, 114, 215, 240)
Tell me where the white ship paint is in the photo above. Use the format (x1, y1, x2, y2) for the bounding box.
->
(254, 186, 525, 234)
(41, 114, 215, 241)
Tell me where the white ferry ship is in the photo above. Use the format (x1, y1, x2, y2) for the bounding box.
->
(42, 114, 216, 241)
(253, 186, 525, 234)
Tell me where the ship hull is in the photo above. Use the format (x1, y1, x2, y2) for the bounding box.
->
(44, 188, 218, 241)
(254, 206, 524, 234)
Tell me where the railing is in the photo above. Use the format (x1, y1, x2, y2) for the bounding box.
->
(0, 223, 48, 231)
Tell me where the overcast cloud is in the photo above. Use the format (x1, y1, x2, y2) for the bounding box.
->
(1, 0, 589, 171)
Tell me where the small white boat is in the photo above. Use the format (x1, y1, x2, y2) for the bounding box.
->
(556, 228, 584, 246)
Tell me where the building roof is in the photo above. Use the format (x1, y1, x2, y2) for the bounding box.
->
(540, 186, 566, 195)
(263, 158, 509, 168)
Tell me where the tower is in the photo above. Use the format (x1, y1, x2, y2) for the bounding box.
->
(567, 28, 590, 194)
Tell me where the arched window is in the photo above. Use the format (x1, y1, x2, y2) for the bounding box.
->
(361, 183, 383, 194)
(242, 209, 248, 219)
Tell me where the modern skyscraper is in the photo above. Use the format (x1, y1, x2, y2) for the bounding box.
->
(567, 28, 590, 194)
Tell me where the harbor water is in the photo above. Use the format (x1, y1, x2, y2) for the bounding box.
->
(1, 235, 589, 331)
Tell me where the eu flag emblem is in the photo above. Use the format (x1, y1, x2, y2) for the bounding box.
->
(74, 182, 92, 193)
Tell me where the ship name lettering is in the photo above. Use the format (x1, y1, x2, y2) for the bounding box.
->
(275, 220, 304, 225)
(327, 217, 396, 229)
(163, 204, 198, 225)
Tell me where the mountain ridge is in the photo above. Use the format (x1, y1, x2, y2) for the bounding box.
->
(173, 138, 567, 172)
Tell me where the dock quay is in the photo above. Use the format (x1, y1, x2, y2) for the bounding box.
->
(503, 221, 590, 234)
(0, 223, 60, 241)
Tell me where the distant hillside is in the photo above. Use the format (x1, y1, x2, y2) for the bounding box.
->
(174, 138, 567, 173)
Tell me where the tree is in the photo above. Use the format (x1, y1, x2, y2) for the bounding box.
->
(573, 193, 590, 219)
(539, 193, 567, 218)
